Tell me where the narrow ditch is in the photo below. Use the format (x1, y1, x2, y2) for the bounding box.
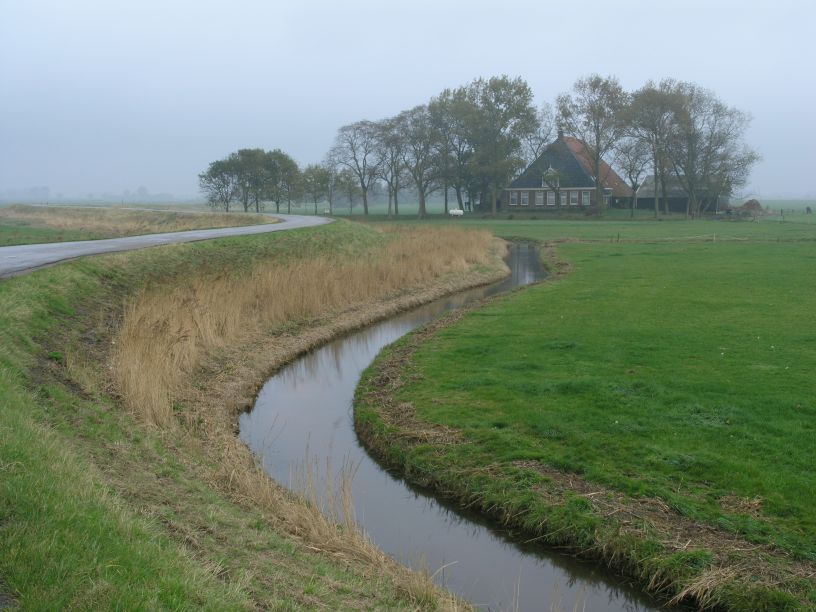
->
(240, 243, 663, 611)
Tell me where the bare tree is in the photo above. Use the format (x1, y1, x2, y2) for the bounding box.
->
(428, 86, 475, 211)
(522, 102, 556, 165)
(336, 167, 361, 214)
(375, 115, 408, 217)
(329, 120, 382, 215)
(627, 79, 679, 217)
(557, 74, 628, 214)
(400, 105, 439, 219)
(321, 160, 338, 214)
(614, 137, 651, 218)
(302, 163, 332, 214)
(664, 82, 759, 218)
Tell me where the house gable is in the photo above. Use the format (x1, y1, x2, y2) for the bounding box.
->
(563, 137, 633, 198)
(509, 138, 595, 190)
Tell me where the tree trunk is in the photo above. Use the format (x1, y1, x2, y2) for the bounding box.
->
(417, 190, 427, 219)
(660, 169, 670, 216)
(653, 159, 659, 219)
(362, 189, 369, 215)
(491, 185, 497, 217)
(455, 187, 463, 210)
(387, 189, 393, 218)
(394, 190, 399, 216)
(595, 154, 605, 216)
(444, 181, 449, 214)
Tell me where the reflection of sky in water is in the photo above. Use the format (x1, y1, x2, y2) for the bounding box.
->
(240, 245, 661, 612)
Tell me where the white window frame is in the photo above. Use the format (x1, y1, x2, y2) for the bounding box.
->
(570, 191, 579, 206)
(535, 191, 544, 206)
(582, 190, 591, 206)
(547, 191, 555, 206)
(509, 191, 518, 206)
(520, 191, 529, 206)
(560, 191, 568, 206)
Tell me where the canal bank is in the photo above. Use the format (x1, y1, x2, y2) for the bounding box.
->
(241, 244, 663, 611)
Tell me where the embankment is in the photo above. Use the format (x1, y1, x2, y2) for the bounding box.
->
(0, 220, 506, 609)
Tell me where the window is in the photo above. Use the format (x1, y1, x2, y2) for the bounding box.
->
(570, 191, 579, 206)
(582, 190, 591, 206)
(520, 191, 529, 206)
(509, 191, 518, 206)
(560, 191, 568, 206)
(535, 191, 544, 206)
(547, 191, 555, 206)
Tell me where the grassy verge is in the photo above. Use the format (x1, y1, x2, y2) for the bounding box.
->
(0, 204, 270, 245)
(355, 221, 816, 610)
(0, 220, 503, 609)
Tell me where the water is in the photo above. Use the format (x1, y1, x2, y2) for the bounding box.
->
(240, 244, 661, 611)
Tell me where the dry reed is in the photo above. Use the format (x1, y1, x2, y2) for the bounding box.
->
(109, 225, 497, 610)
(0, 204, 267, 235)
(113, 226, 494, 427)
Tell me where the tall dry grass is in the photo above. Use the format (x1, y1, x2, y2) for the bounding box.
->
(113, 226, 494, 427)
(109, 225, 493, 610)
(0, 204, 267, 235)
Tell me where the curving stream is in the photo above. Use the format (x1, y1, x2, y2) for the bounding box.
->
(240, 244, 662, 611)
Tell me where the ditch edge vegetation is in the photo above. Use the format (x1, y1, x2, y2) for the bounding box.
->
(354, 241, 815, 612)
(0, 221, 506, 610)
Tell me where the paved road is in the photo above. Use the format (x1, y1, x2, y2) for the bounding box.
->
(0, 214, 331, 279)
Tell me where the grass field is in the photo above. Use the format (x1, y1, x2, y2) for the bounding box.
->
(0, 220, 501, 609)
(0, 204, 269, 246)
(356, 216, 816, 609)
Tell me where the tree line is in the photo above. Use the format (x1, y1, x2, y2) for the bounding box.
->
(199, 74, 758, 219)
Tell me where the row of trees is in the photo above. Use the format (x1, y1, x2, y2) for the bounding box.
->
(200, 74, 758, 219)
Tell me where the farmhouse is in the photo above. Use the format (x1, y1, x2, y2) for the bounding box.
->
(635, 176, 729, 214)
(502, 133, 632, 210)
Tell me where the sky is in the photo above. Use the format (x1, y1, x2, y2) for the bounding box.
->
(1, 0, 814, 199)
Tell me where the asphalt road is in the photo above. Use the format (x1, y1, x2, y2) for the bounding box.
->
(0, 214, 332, 279)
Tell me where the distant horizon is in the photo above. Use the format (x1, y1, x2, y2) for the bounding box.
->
(2, 1, 813, 200)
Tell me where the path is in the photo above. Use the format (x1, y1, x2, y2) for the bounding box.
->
(0, 214, 331, 279)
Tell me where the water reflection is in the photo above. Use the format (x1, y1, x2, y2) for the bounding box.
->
(240, 244, 662, 612)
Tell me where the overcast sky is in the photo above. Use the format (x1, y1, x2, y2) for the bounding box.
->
(1, 0, 814, 199)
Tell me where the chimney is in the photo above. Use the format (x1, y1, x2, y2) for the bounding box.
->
(557, 127, 564, 140)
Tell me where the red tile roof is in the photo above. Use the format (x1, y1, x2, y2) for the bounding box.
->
(563, 136, 633, 198)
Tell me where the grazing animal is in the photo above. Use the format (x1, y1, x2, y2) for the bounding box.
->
(449, 209, 464, 217)
(806, 206, 813, 214)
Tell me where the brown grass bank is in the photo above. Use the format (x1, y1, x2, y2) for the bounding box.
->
(110, 223, 508, 608)
(0, 204, 269, 236)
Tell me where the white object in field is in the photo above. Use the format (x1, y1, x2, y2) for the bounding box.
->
(449, 209, 464, 217)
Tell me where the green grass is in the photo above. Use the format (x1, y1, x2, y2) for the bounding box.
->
(0, 220, 417, 609)
(0, 223, 110, 246)
(356, 217, 816, 608)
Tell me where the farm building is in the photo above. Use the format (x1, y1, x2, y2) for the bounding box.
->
(501, 133, 632, 211)
(635, 176, 730, 214)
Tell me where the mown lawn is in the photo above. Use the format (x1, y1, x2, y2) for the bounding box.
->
(356, 216, 816, 608)
(395, 240, 815, 554)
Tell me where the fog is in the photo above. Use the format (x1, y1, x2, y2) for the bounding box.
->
(1, 0, 814, 200)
